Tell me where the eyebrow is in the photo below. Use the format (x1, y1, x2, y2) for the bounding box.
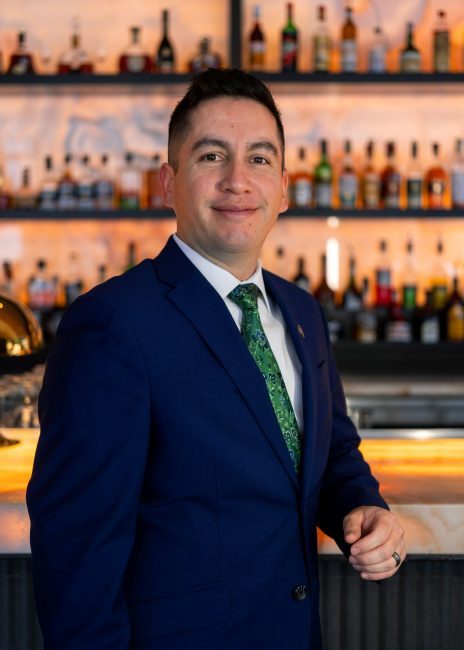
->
(191, 137, 279, 158)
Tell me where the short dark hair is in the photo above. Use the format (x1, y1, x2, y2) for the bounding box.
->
(168, 68, 285, 171)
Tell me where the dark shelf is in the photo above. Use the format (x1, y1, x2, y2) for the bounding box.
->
(333, 341, 464, 377)
(0, 73, 192, 86)
(256, 72, 464, 84)
(282, 207, 464, 219)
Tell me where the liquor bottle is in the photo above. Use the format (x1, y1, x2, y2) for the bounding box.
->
(433, 10, 450, 73)
(425, 142, 447, 209)
(119, 152, 142, 210)
(361, 141, 380, 209)
(7, 31, 36, 75)
(64, 252, 84, 307)
(381, 142, 401, 209)
(406, 141, 423, 210)
(342, 255, 363, 311)
(313, 5, 331, 73)
(27, 259, 58, 324)
(314, 253, 335, 310)
(400, 22, 421, 73)
(355, 277, 378, 343)
(274, 246, 288, 280)
(94, 154, 115, 210)
(0, 157, 11, 210)
(57, 154, 77, 210)
(77, 155, 96, 210)
(14, 168, 37, 210)
(58, 24, 94, 74)
(125, 241, 137, 271)
(314, 140, 333, 208)
(451, 138, 464, 209)
(338, 140, 358, 209)
(340, 5, 357, 73)
(445, 277, 464, 341)
(146, 154, 163, 208)
(430, 238, 448, 310)
(368, 26, 388, 73)
(0, 261, 15, 297)
(281, 2, 298, 73)
(156, 9, 175, 73)
(419, 289, 440, 343)
(188, 37, 221, 74)
(249, 6, 266, 72)
(401, 239, 418, 312)
(119, 26, 152, 74)
(291, 147, 312, 207)
(292, 256, 310, 291)
(384, 289, 413, 343)
(374, 239, 391, 307)
(39, 156, 58, 210)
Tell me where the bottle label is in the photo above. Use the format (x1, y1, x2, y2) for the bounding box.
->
(363, 174, 380, 208)
(315, 182, 332, 208)
(368, 45, 386, 73)
(57, 182, 76, 210)
(407, 178, 423, 209)
(385, 320, 413, 343)
(447, 304, 464, 340)
(341, 40, 357, 72)
(250, 41, 265, 55)
(451, 170, 464, 208)
(384, 174, 401, 208)
(282, 37, 297, 70)
(401, 51, 421, 73)
(428, 179, 445, 208)
(339, 174, 358, 208)
(434, 32, 449, 72)
(127, 55, 145, 74)
(356, 311, 377, 343)
(432, 285, 448, 310)
(293, 178, 312, 207)
(421, 316, 440, 343)
(344, 292, 363, 311)
(313, 37, 330, 72)
(403, 285, 417, 310)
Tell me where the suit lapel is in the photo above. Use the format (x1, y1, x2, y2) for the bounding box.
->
(263, 271, 319, 503)
(153, 238, 299, 490)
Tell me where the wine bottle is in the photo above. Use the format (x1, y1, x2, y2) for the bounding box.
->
(342, 255, 363, 311)
(156, 9, 175, 73)
(314, 140, 333, 208)
(314, 253, 335, 310)
(281, 3, 298, 73)
(249, 6, 265, 72)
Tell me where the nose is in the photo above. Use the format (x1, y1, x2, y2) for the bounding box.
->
(217, 159, 251, 194)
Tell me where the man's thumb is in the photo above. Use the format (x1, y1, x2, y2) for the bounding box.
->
(343, 508, 364, 543)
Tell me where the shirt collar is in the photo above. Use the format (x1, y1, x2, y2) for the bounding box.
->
(173, 233, 272, 311)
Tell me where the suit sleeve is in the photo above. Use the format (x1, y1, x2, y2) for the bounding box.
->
(26, 292, 151, 649)
(315, 304, 388, 555)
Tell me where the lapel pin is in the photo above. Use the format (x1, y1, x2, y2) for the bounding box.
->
(297, 324, 305, 338)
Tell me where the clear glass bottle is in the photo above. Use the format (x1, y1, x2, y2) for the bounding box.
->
(39, 156, 58, 210)
(451, 138, 464, 209)
(313, 5, 331, 73)
(433, 10, 450, 73)
(119, 152, 142, 210)
(57, 154, 77, 210)
(338, 139, 358, 209)
(291, 147, 312, 207)
(313, 140, 333, 208)
(406, 141, 423, 210)
(400, 22, 421, 73)
(119, 26, 152, 74)
(7, 31, 36, 75)
(156, 9, 175, 73)
(188, 37, 221, 74)
(281, 2, 298, 73)
(94, 154, 115, 210)
(58, 22, 94, 74)
(249, 6, 266, 72)
(368, 26, 388, 73)
(77, 155, 96, 210)
(340, 6, 357, 73)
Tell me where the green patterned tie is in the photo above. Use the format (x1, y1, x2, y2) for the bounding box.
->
(229, 283, 302, 472)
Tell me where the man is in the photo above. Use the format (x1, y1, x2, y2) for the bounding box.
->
(27, 68, 404, 649)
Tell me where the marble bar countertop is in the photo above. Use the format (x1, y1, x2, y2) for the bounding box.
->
(1, 429, 463, 555)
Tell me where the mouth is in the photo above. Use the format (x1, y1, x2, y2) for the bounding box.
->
(211, 206, 258, 218)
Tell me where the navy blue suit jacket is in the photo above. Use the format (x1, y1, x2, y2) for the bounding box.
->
(27, 236, 387, 649)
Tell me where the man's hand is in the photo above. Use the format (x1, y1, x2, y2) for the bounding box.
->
(343, 506, 405, 581)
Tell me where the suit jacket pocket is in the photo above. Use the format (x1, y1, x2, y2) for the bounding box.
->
(129, 581, 230, 640)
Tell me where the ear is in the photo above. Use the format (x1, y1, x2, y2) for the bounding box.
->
(160, 162, 175, 208)
(279, 169, 289, 214)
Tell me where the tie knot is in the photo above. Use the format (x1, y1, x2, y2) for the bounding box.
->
(228, 283, 260, 312)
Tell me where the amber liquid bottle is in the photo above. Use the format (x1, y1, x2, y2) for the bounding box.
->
(381, 142, 401, 209)
(361, 141, 380, 209)
(340, 6, 357, 72)
(8, 31, 36, 75)
(291, 147, 312, 207)
(249, 5, 265, 72)
(425, 142, 447, 209)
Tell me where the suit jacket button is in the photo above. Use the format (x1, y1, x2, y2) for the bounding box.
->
(292, 585, 308, 601)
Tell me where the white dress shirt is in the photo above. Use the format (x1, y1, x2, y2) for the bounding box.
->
(173, 234, 304, 431)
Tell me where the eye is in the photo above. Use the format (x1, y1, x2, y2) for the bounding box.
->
(251, 155, 270, 165)
(200, 152, 222, 162)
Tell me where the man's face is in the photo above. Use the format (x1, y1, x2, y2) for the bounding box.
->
(161, 97, 288, 275)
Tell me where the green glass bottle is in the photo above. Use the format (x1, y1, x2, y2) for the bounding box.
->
(281, 2, 298, 72)
(314, 139, 333, 208)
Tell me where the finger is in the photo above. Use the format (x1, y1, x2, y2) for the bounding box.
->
(343, 509, 364, 544)
(350, 536, 405, 567)
(351, 548, 406, 574)
(350, 518, 395, 555)
(359, 562, 404, 581)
